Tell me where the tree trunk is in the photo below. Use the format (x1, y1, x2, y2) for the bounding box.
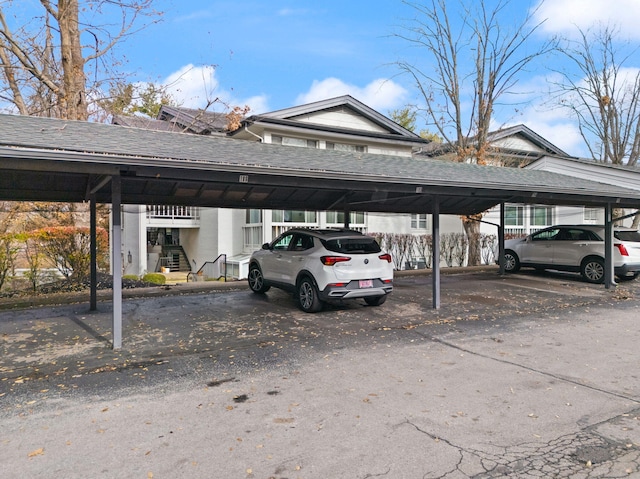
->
(461, 215, 482, 266)
(57, 0, 87, 120)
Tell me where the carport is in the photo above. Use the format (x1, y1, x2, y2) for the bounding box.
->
(2, 113, 640, 348)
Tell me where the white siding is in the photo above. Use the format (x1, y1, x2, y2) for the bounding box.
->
(492, 136, 544, 153)
(293, 109, 389, 133)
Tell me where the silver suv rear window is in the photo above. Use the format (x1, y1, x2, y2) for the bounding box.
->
(322, 237, 382, 254)
(615, 230, 640, 242)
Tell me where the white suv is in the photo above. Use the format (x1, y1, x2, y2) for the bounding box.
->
(248, 228, 394, 312)
(501, 225, 640, 283)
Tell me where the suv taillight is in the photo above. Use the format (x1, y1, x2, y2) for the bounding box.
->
(321, 256, 351, 266)
(615, 244, 629, 256)
(379, 253, 392, 263)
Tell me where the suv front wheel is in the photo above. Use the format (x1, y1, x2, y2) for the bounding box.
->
(503, 250, 520, 273)
(297, 276, 323, 313)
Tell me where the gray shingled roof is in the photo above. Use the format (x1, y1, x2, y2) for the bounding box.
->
(1, 113, 640, 214)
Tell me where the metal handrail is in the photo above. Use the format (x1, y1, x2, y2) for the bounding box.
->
(187, 254, 227, 282)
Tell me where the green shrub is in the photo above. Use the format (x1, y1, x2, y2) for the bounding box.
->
(142, 273, 166, 285)
(122, 274, 140, 281)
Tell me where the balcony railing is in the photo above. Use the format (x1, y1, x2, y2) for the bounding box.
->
(242, 224, 369, 252)
(504, 226, 547, 236)
(146, 205, 200, 226)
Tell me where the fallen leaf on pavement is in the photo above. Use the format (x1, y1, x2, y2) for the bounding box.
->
(28, 448, 44, 458)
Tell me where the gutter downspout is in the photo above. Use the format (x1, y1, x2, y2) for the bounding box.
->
(244, 125, 263, 142)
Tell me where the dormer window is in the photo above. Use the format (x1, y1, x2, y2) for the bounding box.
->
(271, 135, 318, 148)
(326, 142, 367, 153)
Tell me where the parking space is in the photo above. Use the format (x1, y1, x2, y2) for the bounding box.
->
(1, 269, 640, 478)
(0, 268, 631, 395)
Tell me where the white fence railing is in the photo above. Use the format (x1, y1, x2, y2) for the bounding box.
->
(242, 224, 368, 252)
(146, 205, 200, 220)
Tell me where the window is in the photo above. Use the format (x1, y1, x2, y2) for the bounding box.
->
(505, 206, 524, 226)
(583, 207, 599, 223)
(323, 237, 381, 254)
(326, 142, 367, 153)
(246, 209, 262, 224)
(530, 206, 553, 226)
(531, 228, 560, 241)
(561, 228, 599, 241)
(290, 234, 314, 251)
(411, 214, 428, 229)
(326, 211, 365, 225)
(616, 230, 640, 242)
(271, 135, 317, 148)
(272, 233, 294, 250)
(272, 210, 317, 223)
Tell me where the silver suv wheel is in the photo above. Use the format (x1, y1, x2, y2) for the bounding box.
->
(248, 264, 270, 293)
(297, 277, 322, 313)
(581, 258, 604, 283)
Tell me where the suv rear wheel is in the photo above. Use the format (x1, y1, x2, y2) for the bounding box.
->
(297, 276, 322, 313)
(581, 257, 604, 283)
(248, 264, 270, 293)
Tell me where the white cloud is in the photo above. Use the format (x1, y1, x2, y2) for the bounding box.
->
(242, 95, 269, 115)
(532, 0, 640, 39)
(162, 64, 268, 114)
(295, 78, 408, 111)
(526, 119, 584, 156)
(163, 64, 219, 109)
(498, 100, 586, 157)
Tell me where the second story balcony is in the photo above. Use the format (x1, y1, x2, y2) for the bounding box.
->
(146, 205, 200, 228)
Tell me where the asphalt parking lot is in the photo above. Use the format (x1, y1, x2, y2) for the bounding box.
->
(1, 268, 640, 478)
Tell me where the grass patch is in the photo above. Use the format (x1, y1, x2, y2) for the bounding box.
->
(142, 273, 166, 285)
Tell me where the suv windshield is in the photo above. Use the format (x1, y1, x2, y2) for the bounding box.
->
(322, 237, 381, 254)
(615, 230, 640, 242)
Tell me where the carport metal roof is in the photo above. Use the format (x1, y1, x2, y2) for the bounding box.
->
(1, 113, 640, 349)
(2, 114, 640, 212)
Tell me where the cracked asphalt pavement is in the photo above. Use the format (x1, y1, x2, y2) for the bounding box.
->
(1, 267, 640, 478)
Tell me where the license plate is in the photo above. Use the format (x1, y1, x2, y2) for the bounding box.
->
(359, 279, 373, 288)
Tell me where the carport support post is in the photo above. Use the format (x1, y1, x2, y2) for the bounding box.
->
(90, 195, 97, 311)
(604, 203, 616, 289)
(432, 198, 441, 309)
(111, 175, 123, 349)
(498, 203, 505, 275)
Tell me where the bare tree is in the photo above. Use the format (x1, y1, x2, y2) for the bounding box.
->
(554, 26, 640, 167)
(0, 0, 159, 120)
(396, 0, 554, 264)
(553, 26, 640, 227)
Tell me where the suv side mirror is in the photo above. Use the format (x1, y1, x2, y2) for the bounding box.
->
(262, 242, 270, 250)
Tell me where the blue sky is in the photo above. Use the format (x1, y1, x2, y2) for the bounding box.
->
(112, 0, 640, 157)
(4, 0, 640, 157)
(119, 1, 415, 112)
